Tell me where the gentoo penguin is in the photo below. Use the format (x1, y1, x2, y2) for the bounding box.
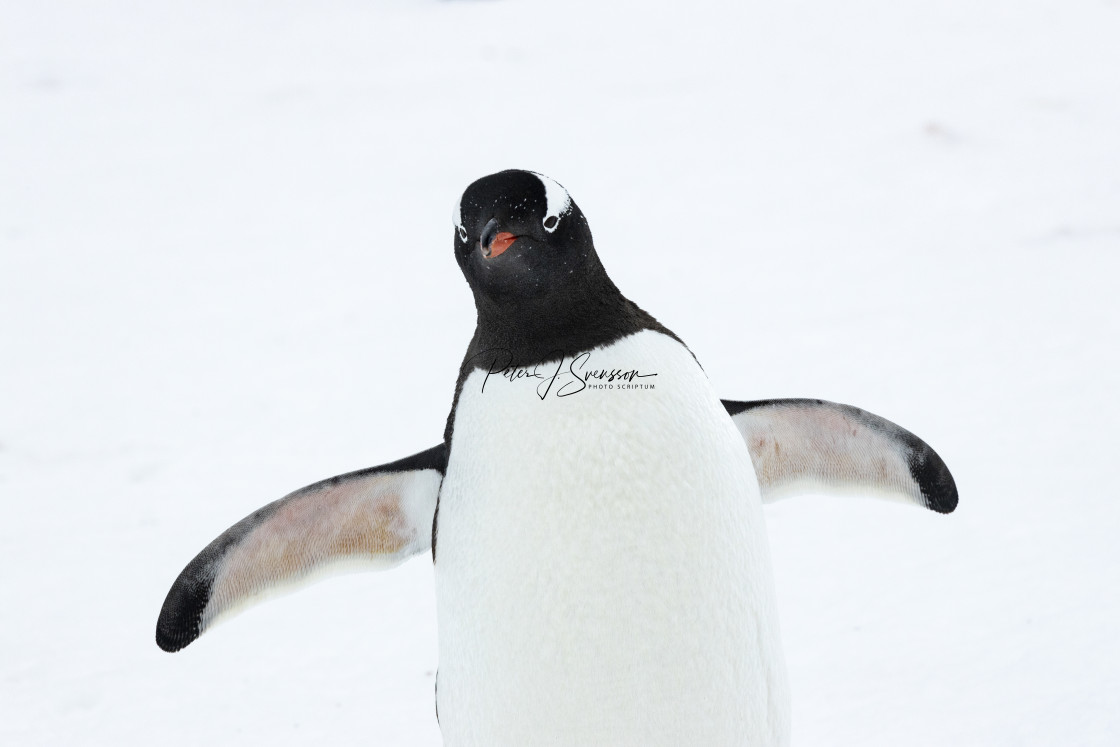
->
(156, 169, 957, 746)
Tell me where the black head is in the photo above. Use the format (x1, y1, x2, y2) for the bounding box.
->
(447, 169, 674, 380)
(452, 170, 598, 304)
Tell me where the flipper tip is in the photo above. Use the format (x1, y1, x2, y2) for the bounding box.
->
(155, 573, 209, 653)
(909, 445, 958, 514)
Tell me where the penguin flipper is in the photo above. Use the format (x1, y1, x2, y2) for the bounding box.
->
(722, 399, 957, 514)
(156, 443, 446, 652)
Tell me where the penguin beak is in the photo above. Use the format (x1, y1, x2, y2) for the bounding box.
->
(479, 217, 519, 259)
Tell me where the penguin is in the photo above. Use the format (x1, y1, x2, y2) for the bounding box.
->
(156, 169, 957, 746)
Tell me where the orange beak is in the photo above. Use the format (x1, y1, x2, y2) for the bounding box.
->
(487, 232, 518, 258)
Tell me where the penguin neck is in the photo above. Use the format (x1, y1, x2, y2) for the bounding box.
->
(444, 250, 683, 444)
(468, 257, 650, 369)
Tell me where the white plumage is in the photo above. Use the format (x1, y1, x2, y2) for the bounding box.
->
(435, 329, 791, 746)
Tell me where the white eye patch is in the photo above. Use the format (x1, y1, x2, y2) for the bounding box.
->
(452, 196, 468, 242)
(530, 171, 572, 233)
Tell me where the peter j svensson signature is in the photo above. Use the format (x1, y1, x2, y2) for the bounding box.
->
(473, 349, 658, 400)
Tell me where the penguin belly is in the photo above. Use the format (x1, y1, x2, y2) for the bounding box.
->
(435, 330, 790, 746)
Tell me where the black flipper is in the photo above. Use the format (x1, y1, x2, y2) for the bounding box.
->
(722, 399, 957, 513)
(156, 444, 447, 652)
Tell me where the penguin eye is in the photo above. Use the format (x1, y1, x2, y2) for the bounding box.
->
(457, 225, 468, 242)
(543, 215, 559, 232)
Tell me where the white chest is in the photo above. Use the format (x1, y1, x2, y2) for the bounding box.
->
(434, 330, 789, 746)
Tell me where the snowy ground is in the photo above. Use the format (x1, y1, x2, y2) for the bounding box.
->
(3, 0, 1119, 744)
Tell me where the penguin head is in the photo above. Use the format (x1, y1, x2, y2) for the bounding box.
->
(452, 170, 597, 303)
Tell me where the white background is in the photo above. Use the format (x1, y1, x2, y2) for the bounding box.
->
(3, 1, 1118, 744)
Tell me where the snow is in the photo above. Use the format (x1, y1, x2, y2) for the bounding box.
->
(2, 0, 1118, 744)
